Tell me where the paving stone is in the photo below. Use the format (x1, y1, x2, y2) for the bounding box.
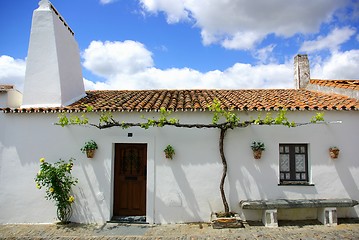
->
(0, 219, 359, 239)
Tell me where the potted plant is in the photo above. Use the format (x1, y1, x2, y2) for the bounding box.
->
(81, 140, 98, 158)
(329, 146, 340, 159)
(164, 145, 175, 159)
(251, 141, 265, 159)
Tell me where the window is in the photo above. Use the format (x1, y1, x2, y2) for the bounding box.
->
(279, 144, 309, 184)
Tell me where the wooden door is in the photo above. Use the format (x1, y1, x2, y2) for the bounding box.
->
(113, 143, 147, 216)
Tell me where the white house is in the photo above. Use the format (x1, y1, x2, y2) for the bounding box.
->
(1, 0, 359, 226)
(0, 85, 22, 109)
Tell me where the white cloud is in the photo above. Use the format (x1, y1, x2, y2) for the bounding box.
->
(82, 40, 293, 90)
(139, 0, 345, 50)
(0, 55, 26, 92)
(252, 44, 277, 64)
(84, 64, 293, 91)
(140, 0, 189, 23)
(82, 40, 153, 78)
(221, 31, 265, 50)
(100, 0, 117, 5)
(3, 41, 357, 97)
(300, 27, 356, 53)
(0, 41, 292, 94)
(311, 49, 359, 79)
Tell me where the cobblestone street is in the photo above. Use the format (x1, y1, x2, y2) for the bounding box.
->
(1, 219, 359, 239)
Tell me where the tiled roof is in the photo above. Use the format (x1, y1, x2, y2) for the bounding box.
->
(0, 85, 14, 92)
(310, 79, 359, 91)
(3, 89, 359, 113)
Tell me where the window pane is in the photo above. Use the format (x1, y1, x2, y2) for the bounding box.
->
(280, 154, 290, 171)
(302, 173, 306, 180)
(295, 154, 305, 171)
(279, 144, 309, 183)
(301, 146, 305, 153)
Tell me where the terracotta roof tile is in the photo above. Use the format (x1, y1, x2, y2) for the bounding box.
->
(0, 85, 14, 92)
(3, 89, 359, 113)
(310, 79, 359, 91)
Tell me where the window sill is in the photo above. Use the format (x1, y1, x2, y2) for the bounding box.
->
(278, 182, 315, 186)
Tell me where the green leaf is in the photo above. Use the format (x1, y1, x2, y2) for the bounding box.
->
(310, 112, 325, 123)
(85, 105, 94, 112)
(58, 114, 69, 127)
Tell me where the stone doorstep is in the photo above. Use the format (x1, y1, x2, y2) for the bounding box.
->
(110, 216, 146, 223)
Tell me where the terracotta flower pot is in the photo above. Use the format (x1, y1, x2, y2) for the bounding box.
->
(253, 150, 262, 159)
(329, 148, 339, 159)
(86, 149, 95, 158)
(165, 152, 174, 159)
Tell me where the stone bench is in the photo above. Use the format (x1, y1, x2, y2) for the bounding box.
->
(240, 199, 359, 227)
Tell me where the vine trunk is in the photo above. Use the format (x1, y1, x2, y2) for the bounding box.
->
(219, 128, 230, 215)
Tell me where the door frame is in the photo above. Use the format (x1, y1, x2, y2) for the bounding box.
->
(113, 143, 147, 216)
(110, 137, 155, 224)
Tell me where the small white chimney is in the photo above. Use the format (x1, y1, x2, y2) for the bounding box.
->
(294, 54, 310, 89)
(22, 0, 85, 108)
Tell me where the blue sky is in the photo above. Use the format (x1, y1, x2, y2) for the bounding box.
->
(0, 0, 358, 91)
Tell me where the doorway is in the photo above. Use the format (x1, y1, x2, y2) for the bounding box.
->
(113, 143, 147, 218)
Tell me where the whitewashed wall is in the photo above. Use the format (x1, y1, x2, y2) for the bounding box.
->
(0, 90, 22, 108)
(0, 110, 358, 224)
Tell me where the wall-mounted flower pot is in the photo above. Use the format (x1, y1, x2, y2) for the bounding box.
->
(164, 145, 175, 160)
(329, 147, 339, 159)
(81, 140, 98, 159)
(86, 149, 95, 158)
(251, 141, 265, 159)
(165, 152, 173, 159)
(253, 150, 263, 159)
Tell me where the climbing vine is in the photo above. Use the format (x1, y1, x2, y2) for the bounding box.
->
(35, 157, 78, 223)
(56, 100, 325, 216)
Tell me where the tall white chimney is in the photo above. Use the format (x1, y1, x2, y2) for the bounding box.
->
(294, 54, 310, 89)
(22, 0, 86, 108)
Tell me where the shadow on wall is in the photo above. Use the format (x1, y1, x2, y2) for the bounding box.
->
(226, 127, 319, 214)
(335, 163, 359, 200)
(72, 186, 96, 223)
(225, 128, 280, 212)
(230, 155, 318, 203)
(72, 155, 111, 224)
(0, 114, 113, 224)
(329, 120, 359, 205)
(2, 115, 83, 166)
(153, 127, 221, 222)
(152, 158, 203, 223)
(334, 149, 359, 217)
(170, 164, 201, 221)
